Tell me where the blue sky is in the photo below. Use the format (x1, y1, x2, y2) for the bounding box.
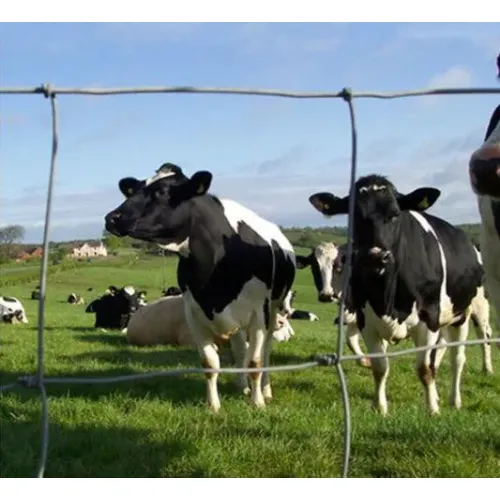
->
(1, 22, 499, 243)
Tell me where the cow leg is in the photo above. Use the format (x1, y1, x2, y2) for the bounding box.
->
(261, 308, 278, 403)
(345, 322, 371, 368)
(229, 329, 250, 395)
(198, 340, 221, 412)
(432, 334, 447, 372)
(413, 324, 440, 416)
(245, 310, 267, 408)
(184, 313, 222, 412)
(446, 321, 469, 410)
(471, 310, 493, 375)
(362, 326, 389, 415)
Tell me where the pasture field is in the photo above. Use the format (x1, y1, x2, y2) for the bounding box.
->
(1, 254, 500, 478)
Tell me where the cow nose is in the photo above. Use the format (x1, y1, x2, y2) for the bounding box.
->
(381, 250, 394, 265)
(318, 293, 334, 303)
(469, 144, 500, 197)
(107, 212, 121, 224)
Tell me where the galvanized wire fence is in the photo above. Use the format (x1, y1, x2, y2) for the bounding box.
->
(1, 83, 500, 479)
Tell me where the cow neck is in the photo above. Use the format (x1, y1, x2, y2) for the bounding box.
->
(178, 195, 235, 288)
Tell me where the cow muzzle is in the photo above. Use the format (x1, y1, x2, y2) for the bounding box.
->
(105, 211, 128, 236)
(469, 145, 500, 198)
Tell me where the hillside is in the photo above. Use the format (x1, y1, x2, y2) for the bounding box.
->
(11, 223, 483, 253)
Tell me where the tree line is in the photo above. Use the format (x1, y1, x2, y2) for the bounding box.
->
(0, 222, 484, 265)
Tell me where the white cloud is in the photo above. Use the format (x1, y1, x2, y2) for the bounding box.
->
(399, 24, 500, 59)
(427, 66, 473, 89)
(418, 65, 474, 109)
(3, 131, 485, 244)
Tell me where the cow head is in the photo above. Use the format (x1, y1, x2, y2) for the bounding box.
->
(469, 111, 500, 199)
(468, 53, 500, 199)
(296, 242, 342, 302)
(105, 163, 212, 250)
(308, 175, 441, 256)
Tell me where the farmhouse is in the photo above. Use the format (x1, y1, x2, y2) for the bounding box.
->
(16, 246, 43, 262)
(68, 241, 108, 259)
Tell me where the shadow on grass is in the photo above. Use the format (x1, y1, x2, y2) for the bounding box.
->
(0, 402, 201, 478)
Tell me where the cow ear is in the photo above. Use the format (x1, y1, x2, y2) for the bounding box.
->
(172, 170, 213, 202)
(190, 171, 212, 196)
(296, 254, 312, 269)
(309, 192, 349, 216)
(119, 177, 142, 198)
(397, 187, 441, 211)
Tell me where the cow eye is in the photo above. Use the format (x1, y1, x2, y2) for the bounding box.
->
(152, 188, 163, 200)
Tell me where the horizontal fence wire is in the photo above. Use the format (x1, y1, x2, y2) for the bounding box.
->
(1, 83, 499, 480)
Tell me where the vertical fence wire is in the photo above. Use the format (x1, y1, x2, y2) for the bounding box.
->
(1, 84, 500, 479)
(334, 88, 359, 478)
(33, 88, 58, 478)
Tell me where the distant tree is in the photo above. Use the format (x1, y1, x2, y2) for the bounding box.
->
(0, 224, 26, 262)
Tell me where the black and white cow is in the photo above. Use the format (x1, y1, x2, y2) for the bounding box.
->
(281, 290, 319, 322)
(162, 286, 182, 297)
(67, 293, 85, 305)
(295, 242, 371, 368)
(104, 163, 296, 412)
(308, 174, 487, 416)
(468, 55, 500, 328)
(0, 296, 28, 324)
(85, 285, 142, 331)
(332, 243, 494, 375)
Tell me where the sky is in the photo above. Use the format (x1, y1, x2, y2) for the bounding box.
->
(1, 22, 499, 243)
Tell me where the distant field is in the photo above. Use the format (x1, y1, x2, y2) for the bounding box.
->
(1, 254, 500, 478)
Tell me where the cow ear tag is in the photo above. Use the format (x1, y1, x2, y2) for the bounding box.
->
(418, 196, 429, 209)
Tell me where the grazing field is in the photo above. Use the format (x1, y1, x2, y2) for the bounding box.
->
(1, 254, 500, 478)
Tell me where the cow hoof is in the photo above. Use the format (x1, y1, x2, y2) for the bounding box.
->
(372, 401, 388, 416)
(252, 400, 266, 409)
(358, 357, 371, 368)
(207, 402, 221, 414)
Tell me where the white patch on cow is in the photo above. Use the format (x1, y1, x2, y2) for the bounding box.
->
(123, 285, 136, 296)
(473, 245, 483, 265)
(145, 169, 177, 186)
(220, 198, 295, 257)
(313, 242, 338, 296)
(183, 276, 269, 338)
(364, 302, 420, 343)
(158, 238, 190, 257)
(409, 211, 457, 325)
(359, 184, 387, 193)
(282, 289, 294, 315)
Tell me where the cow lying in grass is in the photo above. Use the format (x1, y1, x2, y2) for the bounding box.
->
(125, 295, 296, 347)
(0, 296, 28, 324)
(85, 285, 143, 331)
(67, 293, 85, 305)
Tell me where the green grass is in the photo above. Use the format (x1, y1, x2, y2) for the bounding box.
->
(1, 255, 500, 478)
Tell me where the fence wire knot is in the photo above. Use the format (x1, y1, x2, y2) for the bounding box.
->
(339, 87, 353, 103)
(18, 374, 42, 389)
(315, 353, 339, 366)
(38, 84, 53, 98)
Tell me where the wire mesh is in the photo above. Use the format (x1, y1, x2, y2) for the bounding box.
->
(1, 83, 500, 478)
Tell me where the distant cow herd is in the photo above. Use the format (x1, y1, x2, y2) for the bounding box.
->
(2, 55, 499, 416)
